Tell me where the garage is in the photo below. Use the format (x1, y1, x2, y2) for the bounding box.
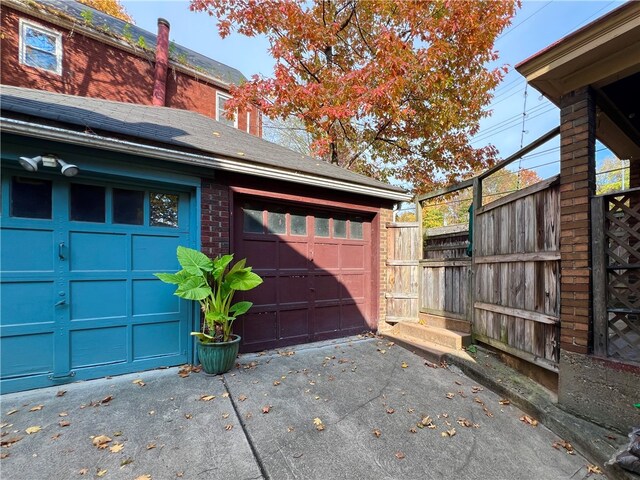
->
(0, 169, 195, 393)
(233, 198, 374, 352)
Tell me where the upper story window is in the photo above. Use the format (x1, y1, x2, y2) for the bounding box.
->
(216, 92, 237, 128)
(19, 20, 62, 75)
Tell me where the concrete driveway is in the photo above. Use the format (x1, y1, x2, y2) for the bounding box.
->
(1, 337, 603, 480)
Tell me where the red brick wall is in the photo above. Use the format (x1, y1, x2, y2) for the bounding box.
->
(0, 8, 260, 136)
(378, 208, 393, 328)
(559, 86, 596, 354)
(200, 179, 230, 257)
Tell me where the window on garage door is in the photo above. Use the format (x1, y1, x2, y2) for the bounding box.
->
(235, 201, 372, 352)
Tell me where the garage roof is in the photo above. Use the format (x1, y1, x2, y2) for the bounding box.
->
(1, 86, 410, 201)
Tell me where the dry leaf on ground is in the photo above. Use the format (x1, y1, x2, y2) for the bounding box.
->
(56, 390, 66, 397)
(6, 409, 18, 416)
(132, 379, 146, 387)
(0, 437, 22, 447)
(273, 380, 281, 386)
(120, 458, 134, 467)
(92, 435, 112, 449)
(100, 396, 113, 405)
(109, 443, 124, 453)
(78, 468, 88, 475)
(146, 443, 156, 450)
(441, 428, 457, 437)
(97, 469, 107, 477)
(238, 395, 247, 402)
(386, 408, 395, 414)
(199, 395, 215, 402)
(395, 451, 405, 459)
(373, 429, 381, 438)
(520, 415, 539, 427)
(401, 362, 408, 368)
(25, 426, 41, 434)
(29, 405, 44, 412)
(313, 418, 325, 431)
(135, 475, 152, 480)
(552, 440, 575, 454)
(587, 464, 602, 474)
(224, 424, 233, 431)
(446, 393, 455, 399)
(262, 406, 271, 414)
(58, 420, 70, 427)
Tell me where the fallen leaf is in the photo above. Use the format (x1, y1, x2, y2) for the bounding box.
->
(199, 395, 215, 402)
(92, 435, 112, 449)
(224, 424, 233, 431)
(0, 437, 21, 447)
(222, 413, 230, 419)
(454, 381, 462, 386)
(313, 418, 325, 431)
(457, 418, 476, 428)
(121, 457, 134, 467)
(273, 381, 281, 386)
(109, 443, 124, 453)
(287, 426, 294, 432)
(372, 429, 381, 438)
(420, 416, 433, 427)
(457, 391, 467, 398)
(58, 420, 70, 427)
(471, 386, 483, 393)
(0, 452, 9, 459)
(56, 390, 66, 397)
(401, 362, 408, 368)
(262, 406, 271, 414)
(113, 431, 122, 437)
(445, 393, 455, 399)
(222, 392, 230, 398)
(386, 408, 395, 414)
(135, 475, 152, 480)
(176, 472, 184, 478)
(499, 399, 510, 405)
(50, 433, 61, 440)
(58, 412, 68, 417)
(395, 451, 405, 459)
(184, 414, 192, 420)
(146, 443, 156, 450)
(409, 427, 417, 433)
(97, 469, 107, 477)
(29, 405, 44, 412)
(0, 423, 9, 429)
(101, 396, 113, 405)
(132, 379, 146, 387)
(25, 426, 41, 434)
(552, 440, 575, 455)
(407, 408, 415, 413)
(238, 395, 247, 402)
(520, 415, 538, 427)
(5, 409, 18, 416)
(483, 407, 494, 418)
(587, 465, 602, 474)
(79, 468, 88, 475)
(441, 428, 457, 437)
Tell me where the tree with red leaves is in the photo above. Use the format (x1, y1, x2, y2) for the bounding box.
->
(191, 0, 518, 193)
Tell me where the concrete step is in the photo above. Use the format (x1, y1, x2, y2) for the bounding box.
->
(418, 312, 471, 334)
(380, 330, 471, 366)
(389, 322, 471, 350)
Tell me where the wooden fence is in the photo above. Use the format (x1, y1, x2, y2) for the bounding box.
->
(473, 176, 561, 371)
(420, 225, 471, 319)
(385, 222, 420, 323)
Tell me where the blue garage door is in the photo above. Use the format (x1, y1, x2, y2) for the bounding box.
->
(1, 174, 193, 393)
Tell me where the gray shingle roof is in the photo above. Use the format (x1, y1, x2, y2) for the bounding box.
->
(26, 0, 246, 86)
(0, 85, 407, 195)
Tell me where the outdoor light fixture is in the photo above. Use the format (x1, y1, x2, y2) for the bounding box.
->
(18, 154, 79, 177)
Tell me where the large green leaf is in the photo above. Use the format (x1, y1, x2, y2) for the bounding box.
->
(212, 254, 234, 279)
(228, 270, 263, 291)
(154, 270, 189, 285)
(177, 246, 213, 274)
(191, 332, 215, 343)
(175, 276, 211, 300)
(229, 301, 253, 316)
(205, 310, 229, 323)
(227, 258, 247, 276)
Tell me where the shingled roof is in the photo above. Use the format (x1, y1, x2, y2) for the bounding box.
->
(13, 0, 246, 86)
(1, 86, 408, 199)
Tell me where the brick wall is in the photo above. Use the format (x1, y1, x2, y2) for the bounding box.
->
(378, 208, 393, 329)
(559, 86, 596, 354)
(0, 8, 260, 135)
(200, 179, 230, 257)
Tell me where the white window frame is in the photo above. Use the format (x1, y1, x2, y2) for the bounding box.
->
(246, 111, 251, 133)
(216, 92, 238, 128)
(19, 19, 63, 75)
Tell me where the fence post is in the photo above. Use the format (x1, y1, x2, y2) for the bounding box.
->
(591, 195, 608, 357)
(416, 199, 423, 314)
(470, 178, 482, 332)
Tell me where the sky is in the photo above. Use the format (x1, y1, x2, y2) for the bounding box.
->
(121, 0, 625, 184)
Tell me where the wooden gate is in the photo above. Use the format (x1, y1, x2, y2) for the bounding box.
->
(592, 189, 640, 362)
(386, 222, 420, 323)
(473, 176, 561, 371)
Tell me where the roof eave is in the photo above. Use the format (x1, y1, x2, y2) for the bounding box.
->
(0, 116, 411, 202)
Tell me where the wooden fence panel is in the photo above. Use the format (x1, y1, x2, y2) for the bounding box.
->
(473, 176, 561, 371)
(386, 222, 420, 322)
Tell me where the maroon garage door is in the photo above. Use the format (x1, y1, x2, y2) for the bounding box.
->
(233, 199, 373, 352)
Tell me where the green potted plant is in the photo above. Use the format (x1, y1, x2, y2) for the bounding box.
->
(155, 246, 263, 374)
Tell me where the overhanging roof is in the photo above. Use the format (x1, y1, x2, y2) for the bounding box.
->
(515, 1, 640, 160)
(0, 86, 410, 201)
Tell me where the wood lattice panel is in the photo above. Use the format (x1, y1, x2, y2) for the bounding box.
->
(604, 191, 640, 361)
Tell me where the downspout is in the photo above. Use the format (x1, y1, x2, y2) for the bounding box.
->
(152, 18, 170, 107)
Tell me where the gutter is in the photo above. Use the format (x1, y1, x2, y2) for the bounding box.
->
(1, 117, 412, 202)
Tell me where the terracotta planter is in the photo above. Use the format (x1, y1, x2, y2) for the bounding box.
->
(196, 335, 241, 375)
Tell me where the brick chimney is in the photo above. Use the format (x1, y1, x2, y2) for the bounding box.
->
(152, 18, 170, 107)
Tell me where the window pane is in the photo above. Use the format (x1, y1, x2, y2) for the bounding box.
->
(23, 26, 59, 72)
(217, 95, 234, 127)
(350, 217, 363, 239)
(113, 188, 144, 225)
(11, 177, 52, 219)
(268, 210, 286, 234)
(25, 47, 57, 70)
(333, 218, 347, 238)
(243, 207, 263, 233)
(25, 27, 56, 53)
(150, 192, 178, 227)
(315, 215, 329, 237)
(70, 183, 105, 222)
(290, 213, 307, 236)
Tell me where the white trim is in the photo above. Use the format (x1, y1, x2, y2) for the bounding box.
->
(19, 19, 63, 75)
(1, 117, 411, 201)
(216, 91, 238, 128)
(246, 110, 251, 134)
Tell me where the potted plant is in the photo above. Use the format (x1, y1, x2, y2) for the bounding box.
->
(155, 246, 263, 374)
